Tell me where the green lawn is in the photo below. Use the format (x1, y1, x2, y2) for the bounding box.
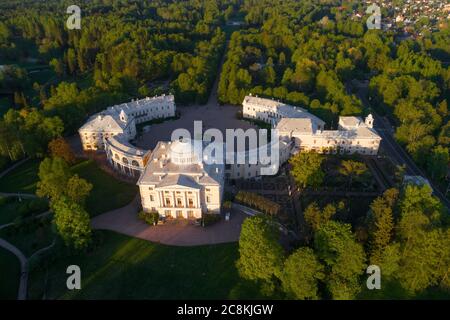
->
(0, 159, 41, 193)
(0, 197, 48, 225)
(71, 160, 138, 216)
(28, 231, 245, 300)
(0, 216, 54, 257)
(0, 158, 137, 216)
(0, 247, 20, 300)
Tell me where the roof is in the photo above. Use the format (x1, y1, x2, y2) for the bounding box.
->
(243, 95, 325, 127)
(79, 113, 127, 133)
(79, 94, 175, 134)
(339, 116, 363, 128)
(108, 94, 174, 115)
(106, 134, 147, 157)
(156, 174, 200, 189)
(276, 118, 313, 133)
(137, 140, 223, 187)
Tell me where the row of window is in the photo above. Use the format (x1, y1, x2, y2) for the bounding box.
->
(164, 210, 196, 218)
(129, 105, 172, 117)
(112, 154, 140, 167)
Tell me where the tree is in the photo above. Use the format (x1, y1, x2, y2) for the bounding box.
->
(66, 48, 77, 74)
(36, 157, 71, 201)
(280, 247, 324, 300)
(66, 174, 93, 205)
(304, 202, 337, 232)
(289, 152, 324, 189)
(396, 185, 449, 293)
(339, 160, 368, 187)
(368, 188, 398, 264)
(315, 221, 366, 299)
(50, 58, 64, 77)
(52, 197, 92, 250)
(236, 215, 284, 282)
(427, 145, 449, 181)
(48, 137, 76, 164)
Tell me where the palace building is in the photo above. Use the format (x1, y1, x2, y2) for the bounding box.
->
(78, 94, 381, 218)
(243, 95, 381, 156)
(137, 139, 224, 218)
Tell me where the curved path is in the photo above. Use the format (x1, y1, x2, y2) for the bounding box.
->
(0, 239, 27, 300)
(91, 196, 246, 246)
(0, 158, 30, 180)
(0, 192, 38, 199)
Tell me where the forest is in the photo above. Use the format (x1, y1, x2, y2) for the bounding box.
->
(0, 0, 449, 301)
(217, 0, 449, 183)
(0, 0, 236, 167)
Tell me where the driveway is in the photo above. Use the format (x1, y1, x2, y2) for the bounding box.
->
(91, 197, 247, 246)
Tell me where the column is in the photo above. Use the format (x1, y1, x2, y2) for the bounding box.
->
(196, 191, 201, 209)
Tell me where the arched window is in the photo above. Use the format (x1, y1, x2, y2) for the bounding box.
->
(122, 157, 129, 164)
(132, 160, 139, 167)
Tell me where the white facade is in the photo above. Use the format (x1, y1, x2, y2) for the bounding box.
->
(276, 116, 381, 155)
(79, 94, 175, 177)
(79, 94, 175, 152)
(243, 95, 381, 156)
(243, 94, 326, 129)
(77, 94, 381, 220)
(137, 139, 224, 218)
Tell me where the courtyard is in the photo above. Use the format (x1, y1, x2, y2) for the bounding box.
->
(134, 104, 259, 150)
(91, 196, 247, 246)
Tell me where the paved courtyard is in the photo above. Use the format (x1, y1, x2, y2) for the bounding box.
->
(134, 104, 258, 150)
(91, 196, 248, 246)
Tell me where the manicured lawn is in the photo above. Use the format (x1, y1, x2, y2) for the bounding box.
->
(0, 197, 48, 225)
(0, 247, 20, 300)
(0, 216, 54, 257)
(71, 160, 138, 216)
(0, 158, 137, 216)
(0, 159, 41, 193)
(28, 231, 244, 300)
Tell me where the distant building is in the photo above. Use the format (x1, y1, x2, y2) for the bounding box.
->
(243, 95, 381, 156)
(243, 94, 325, 129)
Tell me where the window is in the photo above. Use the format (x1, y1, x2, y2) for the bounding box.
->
(149, 187, 153, 190)
(164, 210, 171, 217)
(187, 210, 194, 218)
(176, 210, 183, 218)
(176, 198, 183, 207)
(206, 188, 211, 192)
(188, 198, 194, 208)
(206, 196, 211, 203)
(165, 198, 172, 207)
(150, 195, 154, 201)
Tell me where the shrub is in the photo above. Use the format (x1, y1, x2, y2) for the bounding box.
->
(223, 201, 232, 211)
(203, 213, 221, 226)
(138, 210, 160, 225)
(235, 191, 281, 216)
(0, 196, 8, 206)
